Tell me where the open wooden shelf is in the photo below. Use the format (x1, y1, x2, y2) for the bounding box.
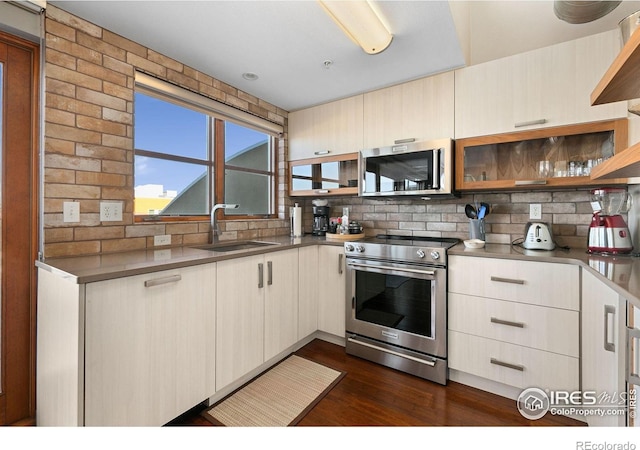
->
(590, 140, 640, 180)
(591, 28, 640, 106)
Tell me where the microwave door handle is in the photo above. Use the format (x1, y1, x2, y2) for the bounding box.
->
(432, 148, 441, 190)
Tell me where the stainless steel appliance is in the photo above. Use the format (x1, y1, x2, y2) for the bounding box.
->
(523, 221, 556, 250)
(358, 138, 454, 197)
(588, 187, 633, 254)
(312, 205, 329, 236)
(344, 234, 459, 385)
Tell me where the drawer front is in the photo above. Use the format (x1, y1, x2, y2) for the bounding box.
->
(449, 331, 580, 391)
(448, 293, 579, 357)
(448, 256, 579, 310)
(448, 331, 579, 393)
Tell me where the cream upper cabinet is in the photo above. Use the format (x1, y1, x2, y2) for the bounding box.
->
(455, 30, 627, 139)
(363, 72, 455, 148)
(288, 95, 364, 161)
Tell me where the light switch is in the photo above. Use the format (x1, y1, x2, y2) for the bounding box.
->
(63, 201, 80, 223)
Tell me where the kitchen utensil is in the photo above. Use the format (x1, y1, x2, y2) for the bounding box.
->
(477, 204, 487, 220)
(480, 202, 491, 216)
(523, 222, 555, 250)
(465, 204, 477, 219)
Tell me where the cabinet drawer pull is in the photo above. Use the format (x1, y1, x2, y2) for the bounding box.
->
(514, 118, 547, 128)
(144, 274, 182, 288)
(491, 317, 525, 328)
(338, 253, 343, 275)
(314, 150, 330, 155)
(490, 276, 525, 285)
(258, 263, 264, 288)
(604, 304, 616, 352)
(267, 260, 273, 286)
(490, 358, 524, 372)
(394, 138, 415, 144)
(515, 180, 548, 186)
(316, 189, 329, 194)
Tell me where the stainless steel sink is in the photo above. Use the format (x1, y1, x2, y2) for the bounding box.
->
(190, 240, 280, 252)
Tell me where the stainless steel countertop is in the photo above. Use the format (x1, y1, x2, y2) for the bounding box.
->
(449, 243, 640, 307)
(35, 235, 341, 284)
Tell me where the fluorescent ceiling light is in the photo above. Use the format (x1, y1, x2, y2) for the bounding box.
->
(319, 0, 393, 55)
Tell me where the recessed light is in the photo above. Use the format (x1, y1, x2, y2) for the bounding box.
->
(242, 72, 259, 81)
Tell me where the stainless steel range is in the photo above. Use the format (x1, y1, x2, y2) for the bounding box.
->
(344, 235, 459, 385)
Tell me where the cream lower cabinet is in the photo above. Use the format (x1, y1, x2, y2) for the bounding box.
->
(448, 256, 580, 397)
(298, 245, 319, 340)
(317, 245, 346, 337)
(581, 269, 626, 427)
(36, 263, 216, 427)
(216, 248, 299, 390)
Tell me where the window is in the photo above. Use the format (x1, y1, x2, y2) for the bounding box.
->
(133, 86, 277, 220)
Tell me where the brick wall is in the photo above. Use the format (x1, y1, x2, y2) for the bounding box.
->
(43, 6, 289, 257)
(299, 189, 607, 250)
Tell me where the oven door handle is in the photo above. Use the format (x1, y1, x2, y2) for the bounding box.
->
(347, 337, 437, 367)
(347, 262, 436, 277)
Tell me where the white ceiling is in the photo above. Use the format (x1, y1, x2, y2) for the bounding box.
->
(51, 1, 640, 112)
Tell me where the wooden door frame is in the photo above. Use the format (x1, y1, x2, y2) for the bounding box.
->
(0, 30, 39, 425)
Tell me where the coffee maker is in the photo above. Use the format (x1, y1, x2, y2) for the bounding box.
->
(312, 206, 329, 236)
(588, 187, 633, 254)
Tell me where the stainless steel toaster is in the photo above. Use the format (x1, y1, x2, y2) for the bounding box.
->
(523, 222, 555, 251)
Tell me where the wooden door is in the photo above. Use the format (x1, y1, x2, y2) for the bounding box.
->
(0, 31, 39, 425)
(317, 245, 346, 337)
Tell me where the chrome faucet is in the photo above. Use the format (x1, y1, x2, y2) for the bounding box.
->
(210, 203, 239, 243)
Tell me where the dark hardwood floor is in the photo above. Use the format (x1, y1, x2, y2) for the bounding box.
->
(170, 338, 585, 427)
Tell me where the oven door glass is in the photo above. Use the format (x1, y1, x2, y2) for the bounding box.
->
(362, 150, 438, 194)
(354, 269, 434, 338)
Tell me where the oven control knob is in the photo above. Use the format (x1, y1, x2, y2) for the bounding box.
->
(356, 245, 365, 253)
(345, 244, 355, 252)
(430, 251, 441, 260)
(416, 249, 426, 258)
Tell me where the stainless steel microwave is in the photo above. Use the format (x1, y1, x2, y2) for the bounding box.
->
(358, 138, 454, 197)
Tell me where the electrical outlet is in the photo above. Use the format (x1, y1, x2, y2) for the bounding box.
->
(530, 204, 542, 220)
(154, 235, 171, 246)
(63, 201, 80, 223)
(100, 201, 123, 222)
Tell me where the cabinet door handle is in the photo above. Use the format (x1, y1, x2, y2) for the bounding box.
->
(490, 317, 525, 328)
(604, 304, 616, 352)
(338, 253, 343, 275)
(627, 327, 640, 385)
(267, 260, 273, 286)
(258, 263, 264, 288)
(393, 138, 415, 144)
(144, 274, 182, 288)
(490, 276, 525, 285)
(314, 150, 330, 155)
(515, 180, 548, 186)
(514, 118, 547, 128)
(315, 189, 329, 194)
(490, 358, 524, 372)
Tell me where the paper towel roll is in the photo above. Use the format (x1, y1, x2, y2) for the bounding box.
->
(291, 204, 303, 237)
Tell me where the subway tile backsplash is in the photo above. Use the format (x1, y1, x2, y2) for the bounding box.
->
(298, 188, 614, 250)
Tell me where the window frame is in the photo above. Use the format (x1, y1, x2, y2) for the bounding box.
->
(133, 80, 279, 223)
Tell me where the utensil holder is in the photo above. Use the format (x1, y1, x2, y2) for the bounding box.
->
(469, 218, 485, 241)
